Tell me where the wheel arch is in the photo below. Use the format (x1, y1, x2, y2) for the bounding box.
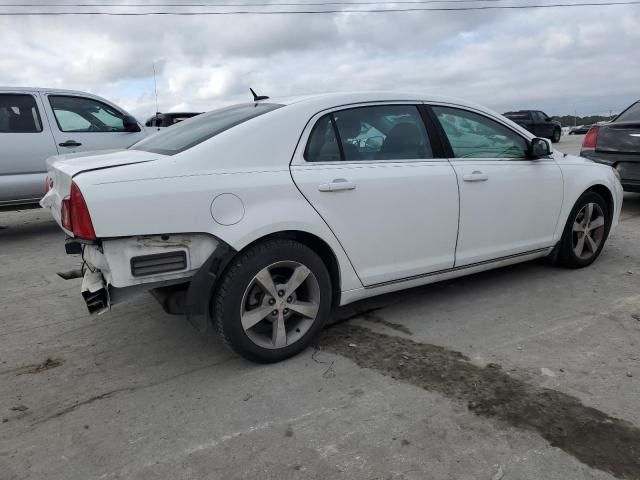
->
(585, 184, 614, 216)
(184, 229, 344, 335)
(239, 230, 342, 309)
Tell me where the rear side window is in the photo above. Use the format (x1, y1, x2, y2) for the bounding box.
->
(0, 94, 42, 133)
(131, 103, 283, 155)
(504, 112, 531, 121)
(615, 101, 640, 122)
(305, 105, 433, 162)
(434, 106, 528, 159)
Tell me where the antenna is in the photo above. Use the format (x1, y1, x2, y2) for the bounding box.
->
(152, 62, 160, 115)
(250, 88, 269, 102)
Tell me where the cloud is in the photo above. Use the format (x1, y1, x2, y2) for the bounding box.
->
(0, 2, 637, 119)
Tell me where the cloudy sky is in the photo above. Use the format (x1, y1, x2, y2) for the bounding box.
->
(0, 1, 638, 121)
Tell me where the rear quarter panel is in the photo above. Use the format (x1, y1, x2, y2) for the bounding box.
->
(75, 158, 363, 293)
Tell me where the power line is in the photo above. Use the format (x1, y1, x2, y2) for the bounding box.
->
(0, 0, 638, 13)
(0, 0, 510, 5)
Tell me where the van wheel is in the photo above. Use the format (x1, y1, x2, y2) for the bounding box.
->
(552, 128, 561, 143)
(213, 239, 332, 363)
(556, 191, 611, 268)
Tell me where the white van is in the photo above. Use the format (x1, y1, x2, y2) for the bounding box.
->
(0, 87, 147, 209)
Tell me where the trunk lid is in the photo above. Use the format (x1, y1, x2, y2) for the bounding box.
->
(40, 149, 160, 232)
(596, 121, 640, 155)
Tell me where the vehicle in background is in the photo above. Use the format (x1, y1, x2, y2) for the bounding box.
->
(0, 87, 146, 210)
(581, 99, 640, 192)
(503, 110, 562, 143)
(41, 91, 622, 363)
(145, 112, 202, 130)
(569, 125, 592, 135)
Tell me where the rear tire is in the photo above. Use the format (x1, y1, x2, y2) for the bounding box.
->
(556, 191, 611, 268)
(213, 239, 332, 363)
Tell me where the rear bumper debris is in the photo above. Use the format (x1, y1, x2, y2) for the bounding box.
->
(81, 270, 110, 314)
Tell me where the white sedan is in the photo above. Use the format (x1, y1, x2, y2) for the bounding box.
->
(41, 92, 623, 362)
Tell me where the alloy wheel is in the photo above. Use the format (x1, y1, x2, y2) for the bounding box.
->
(240, 261, 321, 350)
(572, 202, 606, 260)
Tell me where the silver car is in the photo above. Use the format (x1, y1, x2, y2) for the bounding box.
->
(0, 87, 147, 209)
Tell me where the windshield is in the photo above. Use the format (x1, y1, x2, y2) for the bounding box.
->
(131, 102, 283, 155)
(615, 101, 640, 122)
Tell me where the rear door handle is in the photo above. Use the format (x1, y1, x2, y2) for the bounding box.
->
(462, 171, 488, 182)
(318, 179, 357, 192)
(59, 140, 82, 147)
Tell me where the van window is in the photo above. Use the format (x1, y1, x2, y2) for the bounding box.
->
(49, 95, 127, 132)
(0, 94, 42, 133)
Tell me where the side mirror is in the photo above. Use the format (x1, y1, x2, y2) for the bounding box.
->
(122, 115, 141, 133)
(529, 137, 553, 158)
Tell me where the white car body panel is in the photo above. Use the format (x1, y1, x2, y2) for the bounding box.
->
(39, 91, 623, 313)
(451, 158, 563, 266)
(292, 160, 459, 286)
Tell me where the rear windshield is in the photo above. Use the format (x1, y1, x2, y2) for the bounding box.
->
(615, 101, 640, 122)
(131, 102, 283, 155)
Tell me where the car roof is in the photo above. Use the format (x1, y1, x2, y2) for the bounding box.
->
(157, 112, 202, 117)
(265, 91, 488, 112)
(0, 86, 107, 96)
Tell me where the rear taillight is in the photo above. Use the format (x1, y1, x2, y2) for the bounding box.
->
(60, 182, 96, 240)
(582, 127, 599, 150)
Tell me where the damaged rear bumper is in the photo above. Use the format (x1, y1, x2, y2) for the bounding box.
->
(75, 233, 222, 315)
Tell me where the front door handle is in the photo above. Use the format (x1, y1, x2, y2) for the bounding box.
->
(59, 140, 82, 147)
(462, 171, 489, 182)
(318, 179, 357, 192)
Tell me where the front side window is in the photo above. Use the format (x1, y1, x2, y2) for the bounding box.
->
(535, 111, 548, 122)
(131, 103, 283, 155)
(49, 96, 126, 132)
(433, 106, 528, 159)
(0, 94, 42, 133)
(305, 105, 433, 162)
(615, 101, 640, 122)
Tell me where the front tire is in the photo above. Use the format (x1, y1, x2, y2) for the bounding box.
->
(551, 128, 561, 143)
(213, 239, 332, 363)
(556, 191, 611, 268)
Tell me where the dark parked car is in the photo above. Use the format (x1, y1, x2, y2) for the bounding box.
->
(145, 112, 202, 129)
(503, 110, 562, 143)
(569, 125, 592, 135)
(581, 100, 640, 192)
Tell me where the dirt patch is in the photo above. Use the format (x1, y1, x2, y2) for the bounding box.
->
(357, 312, 413, 336)
(0, 358, 65, 376)
(317, 324, 640, 480)
(334, 307, 413, 335)
(14, 358, 64, 376)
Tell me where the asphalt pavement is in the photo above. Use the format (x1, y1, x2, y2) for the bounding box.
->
(1, 134, 639, 480)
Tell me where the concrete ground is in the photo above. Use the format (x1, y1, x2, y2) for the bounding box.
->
(2, 136, 639, 480)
